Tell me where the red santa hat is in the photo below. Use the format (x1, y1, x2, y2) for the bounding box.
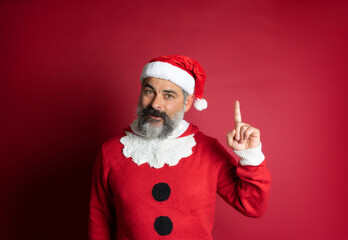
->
(140, 55, 208, 111)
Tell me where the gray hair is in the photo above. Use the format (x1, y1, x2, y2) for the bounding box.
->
(182, 88, 189, 103)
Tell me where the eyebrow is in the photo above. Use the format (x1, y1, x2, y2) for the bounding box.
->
(143, 83, 155, 90)
(143, 83, 178, 96)
(163, 90, 178, 96)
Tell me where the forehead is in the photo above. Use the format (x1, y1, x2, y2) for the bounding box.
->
(142, 77, 182, 92)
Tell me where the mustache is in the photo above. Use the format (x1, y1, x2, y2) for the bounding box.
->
(139, 106, 168, 120)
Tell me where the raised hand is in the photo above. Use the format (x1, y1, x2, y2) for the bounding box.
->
(226, 100, 261, 151)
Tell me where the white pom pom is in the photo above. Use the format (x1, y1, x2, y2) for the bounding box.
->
(194, 98, 208, 111)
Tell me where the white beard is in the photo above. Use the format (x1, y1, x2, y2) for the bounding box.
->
(130, 119, 190, 139)
(137, 121, 166, 139)
(136, 105, 185, 138)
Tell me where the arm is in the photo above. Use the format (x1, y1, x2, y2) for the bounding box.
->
(216, 141, 271, 217)
(88, 149, 116, 240)
(218, 100, 271, 217)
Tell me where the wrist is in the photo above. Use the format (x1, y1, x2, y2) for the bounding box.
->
(234, 142, 265, 166)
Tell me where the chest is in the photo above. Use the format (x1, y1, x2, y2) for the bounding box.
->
(108, 149, 219, 214)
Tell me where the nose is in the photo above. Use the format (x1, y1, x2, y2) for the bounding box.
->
(151, 94, 163, 110)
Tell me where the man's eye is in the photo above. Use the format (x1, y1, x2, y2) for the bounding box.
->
(165, 94, 174, 99)
(145, 89, 153, 94)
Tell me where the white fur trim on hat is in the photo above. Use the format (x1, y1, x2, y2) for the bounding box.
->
(194, 98, 208, 111)
(140, 61, 195, 95)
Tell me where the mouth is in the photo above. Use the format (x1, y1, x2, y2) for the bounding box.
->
(149, 115, 163, 121)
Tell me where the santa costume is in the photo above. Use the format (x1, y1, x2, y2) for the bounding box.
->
(88, 55, 271, 240)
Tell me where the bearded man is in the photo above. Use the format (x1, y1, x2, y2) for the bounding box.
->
(88, 55, 271, 240)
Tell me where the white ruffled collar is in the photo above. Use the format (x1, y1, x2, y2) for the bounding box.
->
(120, 120, 196, 169)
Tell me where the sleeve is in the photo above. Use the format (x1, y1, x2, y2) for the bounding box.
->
(88, 148, 117, 240)
(215, 140, 271, 218)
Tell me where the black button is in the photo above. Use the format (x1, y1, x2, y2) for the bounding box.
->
(154, 216, 173, 236)
(152, 183, 171, 202)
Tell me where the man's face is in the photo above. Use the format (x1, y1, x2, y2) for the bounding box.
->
(137, 77, 193, 138)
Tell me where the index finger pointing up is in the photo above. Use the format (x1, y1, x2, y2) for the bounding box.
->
(234, 100, 242, 124)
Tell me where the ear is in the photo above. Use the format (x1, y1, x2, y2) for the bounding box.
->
(184, 95, 195, 112)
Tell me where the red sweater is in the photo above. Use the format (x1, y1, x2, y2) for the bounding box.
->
(88, 124, 271, 240)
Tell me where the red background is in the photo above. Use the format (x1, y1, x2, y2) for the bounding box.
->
(1, 0, 347, 239)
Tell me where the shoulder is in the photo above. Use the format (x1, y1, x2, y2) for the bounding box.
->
(194, 130, 219, 146)
(100, 129, 129, 156)
(192, 126, 236, 165)
(187, 124, 218, 145)
(182, 124, 217, 144)
(96, 130, 129, 172)
(192, 128, 226, 155)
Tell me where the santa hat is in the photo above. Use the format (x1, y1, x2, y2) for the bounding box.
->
(140, 55, 208, 111)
